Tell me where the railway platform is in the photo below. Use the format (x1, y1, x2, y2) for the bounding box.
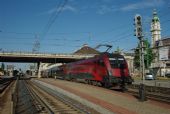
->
(35, 78, 170, 114)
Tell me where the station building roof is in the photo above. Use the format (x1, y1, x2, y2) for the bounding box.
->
(156, 37, 170, 47)
(73, 44, 100, 55)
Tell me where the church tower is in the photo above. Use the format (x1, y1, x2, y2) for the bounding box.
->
(151, 9, 161, 47)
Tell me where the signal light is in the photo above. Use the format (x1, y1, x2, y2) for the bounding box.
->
(134, 14, 142, 38)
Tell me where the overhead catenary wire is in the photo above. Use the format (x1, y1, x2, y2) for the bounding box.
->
(40, 0, 68, 40)
(24, 0, 68, 52)
(0, 42, 81, 48)
(2, 1, 169, 53)
(0, 35, 89, 47)
(94, 23, 129, 37)
(0, 32, 133, 43)
(110, 33, 132, 43)
(0, 2, 137, 48)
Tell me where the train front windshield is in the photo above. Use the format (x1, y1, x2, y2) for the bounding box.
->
(109, 58, 126, 68)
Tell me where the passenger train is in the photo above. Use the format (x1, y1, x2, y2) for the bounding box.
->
(42, 52, 133, 90)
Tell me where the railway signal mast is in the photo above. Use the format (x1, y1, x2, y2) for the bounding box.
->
(134, 14, 146, 101)
(134, 14, 145, 82)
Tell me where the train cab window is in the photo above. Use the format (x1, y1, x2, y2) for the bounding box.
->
(109, 58, 125, 68)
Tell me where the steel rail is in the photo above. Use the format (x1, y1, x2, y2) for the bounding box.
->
(24, 81, 55, 114)
(0, 80, 12, 93)
(31, 80, 92, 114)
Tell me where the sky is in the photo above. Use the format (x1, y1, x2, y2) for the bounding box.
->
(0, 0, 170, 54)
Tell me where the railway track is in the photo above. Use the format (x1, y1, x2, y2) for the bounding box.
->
(127, 84, 170, 103)
(16, 79, 99, 114)
(0, 81, 11, 93)
(27, 80, 87, 114)
(0, 78, 13, 94)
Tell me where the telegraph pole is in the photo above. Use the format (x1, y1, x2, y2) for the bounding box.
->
(134, 14, 146, 101)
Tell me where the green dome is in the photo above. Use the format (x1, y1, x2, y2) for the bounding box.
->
(152, 10, 160, 22)
(152, 16, 159, 22)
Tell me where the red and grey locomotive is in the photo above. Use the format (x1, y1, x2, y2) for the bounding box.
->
(44, 52, 133, 89)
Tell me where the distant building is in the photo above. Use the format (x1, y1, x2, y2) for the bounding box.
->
(151, 37, 170, 76)
(7, 65, 14, 76)
(150, 9, 170, 77)
(0, 71, 4, 76)
(121, 52, 135, 76)
(151, 9, 161, 48)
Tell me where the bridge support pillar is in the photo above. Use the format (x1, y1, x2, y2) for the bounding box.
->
(37, 62, 42, 78)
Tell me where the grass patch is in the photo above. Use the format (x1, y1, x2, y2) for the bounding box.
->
(157, 77, 170, 80)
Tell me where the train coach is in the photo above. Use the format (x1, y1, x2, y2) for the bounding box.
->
(43, 52, 133, 90)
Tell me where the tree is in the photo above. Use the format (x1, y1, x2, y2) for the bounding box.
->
(144, 39, 154, 69)
(134, 39, 154, 69)
(114, 46, 123, 54)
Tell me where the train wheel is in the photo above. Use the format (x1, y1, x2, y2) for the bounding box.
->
(89, 80, 93, 85)
(97, 82, 102, 87)
(120, 84, 127, 92)
(103, 77, 111, 88)
(104, 82, 110, 88)
(85, 79, 88, 84)
(101, 82, 104, 87)
(92, 81, 97, 86)
(87, 80, 91, 84)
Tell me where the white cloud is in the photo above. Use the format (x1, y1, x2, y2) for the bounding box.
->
(97, 5, 118, 15)
(62, 5, 77, 12)
(44, 5, 77, 15)
(121, 0, 165, 11)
